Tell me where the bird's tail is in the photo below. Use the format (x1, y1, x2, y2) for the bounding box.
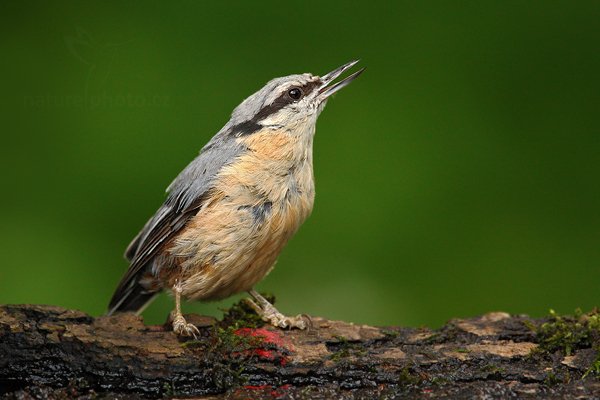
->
(107, 279, 159, 316)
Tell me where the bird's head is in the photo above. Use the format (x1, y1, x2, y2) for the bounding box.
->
(226, 60, 364, 137)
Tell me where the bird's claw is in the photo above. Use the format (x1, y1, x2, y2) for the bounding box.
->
(269, 313, 309, 330)
(244, 298, 310, 330)
(172, 313, 200, 339)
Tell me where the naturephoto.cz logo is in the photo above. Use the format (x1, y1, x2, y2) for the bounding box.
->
(23, 27, 170, 109)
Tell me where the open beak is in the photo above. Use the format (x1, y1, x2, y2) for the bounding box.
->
(319, 60, 365, 99)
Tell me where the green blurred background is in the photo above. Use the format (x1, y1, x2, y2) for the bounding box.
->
(1, 1, 599, 328)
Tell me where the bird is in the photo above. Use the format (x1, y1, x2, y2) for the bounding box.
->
(107, 60, 364, 337)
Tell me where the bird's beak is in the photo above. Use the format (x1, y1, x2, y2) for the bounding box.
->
(318, 60, 365, 99)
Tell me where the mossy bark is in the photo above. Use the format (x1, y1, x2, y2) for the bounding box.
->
(1, 304, 599, 399)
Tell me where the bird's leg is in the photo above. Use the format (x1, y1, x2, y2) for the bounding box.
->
(244, 289, 309, 330)
(171, 281, 200, 338)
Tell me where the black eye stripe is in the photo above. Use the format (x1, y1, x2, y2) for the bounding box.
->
(255, 80, 321, 118)
(230, 79, 324, 136)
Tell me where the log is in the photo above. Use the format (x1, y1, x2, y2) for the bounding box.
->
(1, 302, 599, 399)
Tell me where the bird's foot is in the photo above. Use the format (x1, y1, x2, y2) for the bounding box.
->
(171, 312, 200, 339)
(244, 295, 310, 330)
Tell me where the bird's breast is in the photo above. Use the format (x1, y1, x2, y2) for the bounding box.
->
(217, 129, 316, 247)
(165, 129, 315, 299)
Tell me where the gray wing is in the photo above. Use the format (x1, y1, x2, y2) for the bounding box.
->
(108, 129, 244, 313)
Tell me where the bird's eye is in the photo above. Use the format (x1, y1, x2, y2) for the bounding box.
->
(288, 87, 303, 100)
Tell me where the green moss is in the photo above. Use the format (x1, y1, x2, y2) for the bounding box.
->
(543, 371, 562, 386)
(162, 382, 174, 397)
(219, 293, 276, 329)
(213, 325, 265, 354)
(328, 335, 366, 362)
(200, 327, 260, 391)
(180, 339, 203, 348)
(422, 332, 441, 344)
(481, 364, 505, 374)
(189, 294, 287, 391)
(398, 367, 420, 385)
(329, 348, 351, 362)
(428, 376, 450, 385)
(530, 308, 600, 380)
(192, 316, 271, 391)
(453, 347, 471, 354)
(210, 361, 247, 391)
(381, 329, 399, 338)
(533, 308, 600, 356)
(583, 353, 600, 379)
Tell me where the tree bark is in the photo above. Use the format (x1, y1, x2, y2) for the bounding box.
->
(1, 303, 599, 399)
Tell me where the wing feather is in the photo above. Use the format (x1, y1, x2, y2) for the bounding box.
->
(108, 130, 244, 313)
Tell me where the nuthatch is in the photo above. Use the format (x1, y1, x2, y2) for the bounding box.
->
(108, 60, 364, 337)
